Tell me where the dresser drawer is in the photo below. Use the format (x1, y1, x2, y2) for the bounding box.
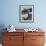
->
(3, 35, 23, 44)
(3, 43, 23, 46)
(24, 32, 44, 36)
(32, 44, 44, 46)
(3, 32, 23, 36)
(32, 36, 45, 44)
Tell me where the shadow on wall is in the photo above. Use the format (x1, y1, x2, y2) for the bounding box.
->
(0, 24, 7, 43)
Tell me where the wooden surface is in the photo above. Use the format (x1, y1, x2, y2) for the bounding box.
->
(3, 32, 24, 46)
(24, 32, 45, 46)
(2, 29, 45, 46)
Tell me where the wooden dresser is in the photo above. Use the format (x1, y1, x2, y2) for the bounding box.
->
(2, 30, 45, 46)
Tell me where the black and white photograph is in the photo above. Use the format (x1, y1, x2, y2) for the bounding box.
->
(19, 5, 34, 23)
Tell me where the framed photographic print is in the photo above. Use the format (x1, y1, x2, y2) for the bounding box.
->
(19, 5, 34, 23)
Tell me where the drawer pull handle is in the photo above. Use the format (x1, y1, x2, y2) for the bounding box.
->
(32, 39, 36, 40)
(9, 38, 12, 40)
(9, 38, 13, 40)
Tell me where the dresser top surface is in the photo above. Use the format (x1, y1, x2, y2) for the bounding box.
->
(3, 29, 45, 33)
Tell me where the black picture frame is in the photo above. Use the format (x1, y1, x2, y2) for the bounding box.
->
(19, 5, 34, 23)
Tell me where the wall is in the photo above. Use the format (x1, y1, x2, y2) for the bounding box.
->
(0, 0, 46, 29)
